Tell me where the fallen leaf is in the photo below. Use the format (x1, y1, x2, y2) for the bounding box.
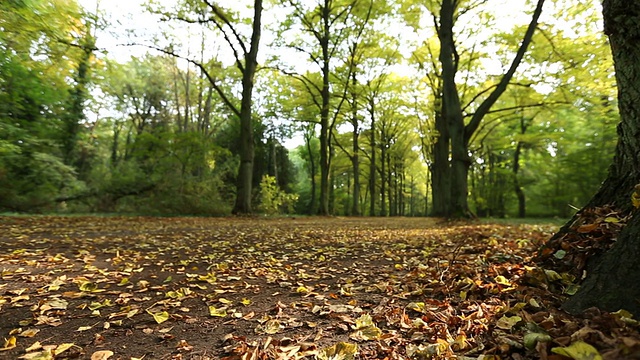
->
(90, 350, 114, 360)
(0, 336, 17, 351)
(208, 306, 227, 317)
(316, 342, 358, 360)
(551, 341, 603, 360)
(147, 310, 170, 324)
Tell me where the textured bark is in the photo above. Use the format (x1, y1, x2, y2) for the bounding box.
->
(561, 0, 640, 317)
(232, 0, 262, 214)
(318, 0, 331, 216)
(437, 0, 468, 217)
(431, 103, 450, 216)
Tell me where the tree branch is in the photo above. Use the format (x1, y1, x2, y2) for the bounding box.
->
(137, 43, 241, 118)
(464, 0, 546, 144)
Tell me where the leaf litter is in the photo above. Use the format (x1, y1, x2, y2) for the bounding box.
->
(0, 216, 638, 359)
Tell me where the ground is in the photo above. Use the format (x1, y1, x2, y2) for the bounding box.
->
(0, 216, 638, 360)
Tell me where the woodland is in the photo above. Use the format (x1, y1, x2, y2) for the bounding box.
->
(0, 0, 619, 218)
(3, 0, 640, 359)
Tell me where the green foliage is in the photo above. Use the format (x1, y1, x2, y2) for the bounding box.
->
(0, 0, 620, 218)
(258, 175, 298, 215)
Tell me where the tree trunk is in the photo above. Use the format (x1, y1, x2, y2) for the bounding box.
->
(232, 0, 262, 214)
(63, 29, 94, 169)
(513, 141, 526, 217)
(369, 98, 377, 216)
(430, 102, 450, 216)
(380, 141, 387, 216)
(433, 0, 544, 218)
(305, 128, 317, 215)
(561, 0, 640, 317)
(438, 0, 469, 217)
(317, 0, 332, 216)
(351, 73, 361, 216)
(329, 142, 336, 214)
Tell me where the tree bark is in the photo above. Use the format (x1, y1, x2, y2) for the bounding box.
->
(369, 97, 377, 216)
(304, 126, 317, 214)
(437, 0, 468, 217)
(561, 0, 640, 317)
(380, 133, 387, 216)
(317, 0, 332, 216)
(232, 0, 263, 214)
(351, 73, 361, 216)
(513, 141, 526, 218)
(431, 101, 450, 216)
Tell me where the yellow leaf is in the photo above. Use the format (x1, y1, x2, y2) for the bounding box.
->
(353, 314, 374, 330)
(317, 342, 358, 360)
(208, 306, 227, 317)
(406, 302, 427, 313)
(53, 343, 74, 355)
(350, 314, 382, 341)
(90, 350, 114, 360)
(632, 185, 640, 208)
(495, 275, 511, 286)
(496, 315, 522, 330)
(241, 298, 252, 306)
(551, 341, 603, 360)
(25, 341, 42, 352)
(218, 298, 232, 304)
(1, 336, 17, 351)
(18, 328, 39, 337)
(147, 310, 170, 324)
(18, 350, 54, 360)
(79, 282, 96, 292)
(263, 319, 281, 334)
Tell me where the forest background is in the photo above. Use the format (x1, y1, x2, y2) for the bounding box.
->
(0, 0, 617, 219)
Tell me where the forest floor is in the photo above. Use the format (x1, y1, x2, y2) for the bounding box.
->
(0, 216, 639, 360)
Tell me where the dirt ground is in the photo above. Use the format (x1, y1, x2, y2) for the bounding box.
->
(0, 216, 638, 359)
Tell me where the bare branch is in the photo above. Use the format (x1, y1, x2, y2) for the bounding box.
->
(137, 43, 241, 118)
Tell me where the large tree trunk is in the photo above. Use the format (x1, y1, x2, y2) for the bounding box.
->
(561, 0, 640, 317)
(232, 0, 262, 214)
(437, 0, 469, 217)
(431, 108, 450, 216)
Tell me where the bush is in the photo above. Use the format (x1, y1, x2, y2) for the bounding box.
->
(258, 175, 298, 215)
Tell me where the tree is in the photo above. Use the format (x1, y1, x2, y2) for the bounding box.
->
(151, 0, 264, 214)
(552, 0, 640, 317)
(277, 0, 380, 215)
(437, 0, 545, 217)
(0, 0, 90, 211)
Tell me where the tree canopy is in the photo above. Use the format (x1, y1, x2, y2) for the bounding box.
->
(0, 0, 616, 217)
